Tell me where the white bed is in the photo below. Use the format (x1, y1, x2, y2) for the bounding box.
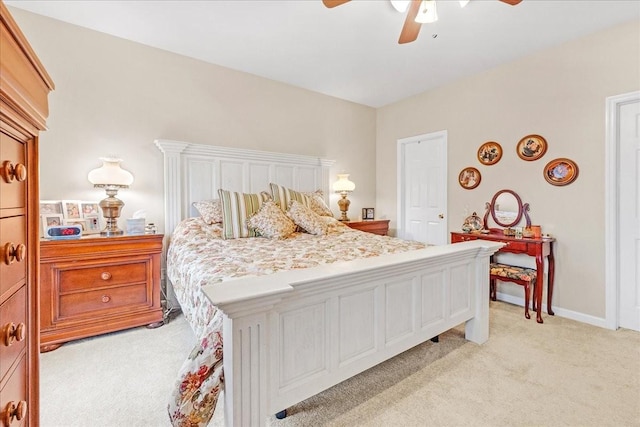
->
(156, 139, 503, 426)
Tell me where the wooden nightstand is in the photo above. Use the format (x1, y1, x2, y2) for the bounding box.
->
(345, 219, 390, 236)
(39, 234, 164, 352)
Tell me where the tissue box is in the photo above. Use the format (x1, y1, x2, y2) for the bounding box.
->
(126, 218, 145, 235)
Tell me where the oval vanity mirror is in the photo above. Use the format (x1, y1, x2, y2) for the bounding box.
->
(483, 189, 531, 229)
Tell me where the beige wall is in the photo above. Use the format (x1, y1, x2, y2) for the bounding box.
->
(9, 7, 376, 230)
(10, 6, 640, 321)
(376, 20, 640, 319)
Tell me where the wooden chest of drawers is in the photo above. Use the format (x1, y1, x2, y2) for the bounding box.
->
(39, 234, 164, 352)
(1, 1, 55, 424)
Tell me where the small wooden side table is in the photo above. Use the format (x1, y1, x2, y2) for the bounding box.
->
(39, 233, 164, 352)
(345, 219, 390, 236)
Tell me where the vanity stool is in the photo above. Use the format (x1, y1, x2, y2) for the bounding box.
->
(489, 263, 537, 319)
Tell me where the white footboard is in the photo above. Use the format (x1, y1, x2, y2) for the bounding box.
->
(203, 240, 503, 426)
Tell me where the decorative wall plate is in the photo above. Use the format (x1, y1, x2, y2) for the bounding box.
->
(544, 158, 579, 186)
(458, 167, 481, 190)
(517, 134, 547, 161)
(477, 141, 502, 165)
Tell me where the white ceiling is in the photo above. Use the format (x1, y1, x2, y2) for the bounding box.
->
(6, 0, 640, 108)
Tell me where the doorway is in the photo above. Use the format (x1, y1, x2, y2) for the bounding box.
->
(397, 131, 448, 245)
(605, 90, 640, 331)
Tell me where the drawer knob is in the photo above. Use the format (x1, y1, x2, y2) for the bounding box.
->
(3, 243, 26, 265)
(101, 295, 111, 303)
(2, 322, 26, 347)
(101, 272, 112, 280)
(2, 400, 26, 425)
(1, 161, 27, 183)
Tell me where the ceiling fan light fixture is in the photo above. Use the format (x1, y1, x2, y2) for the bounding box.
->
(459, 0, 470, 8)
(390, 0, 411, 13)
(415, 0, 438, 24)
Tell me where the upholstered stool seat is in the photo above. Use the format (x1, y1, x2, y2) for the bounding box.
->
(489, 263, 537, 319)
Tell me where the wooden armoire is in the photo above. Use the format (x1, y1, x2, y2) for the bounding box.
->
(0, 1, 54, 425)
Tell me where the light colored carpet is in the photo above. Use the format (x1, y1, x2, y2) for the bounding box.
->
(40, 302, 640, 427)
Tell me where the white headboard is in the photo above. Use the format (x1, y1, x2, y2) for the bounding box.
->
(155, 139, 335, 237)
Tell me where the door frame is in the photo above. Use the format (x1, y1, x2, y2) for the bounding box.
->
(396, 130, 448, 243)
(605, 90, 640, 330)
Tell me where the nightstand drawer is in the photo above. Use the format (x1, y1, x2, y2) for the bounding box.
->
(0, 286, 27, 383)
(58, 261, 147, 293)
(59, 282, 148, 318)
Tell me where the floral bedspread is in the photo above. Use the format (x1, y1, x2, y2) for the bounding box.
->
(166, 217, 425, 426)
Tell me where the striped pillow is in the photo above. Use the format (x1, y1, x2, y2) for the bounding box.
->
(270, 183, 310, 212)
(218, 189, 265, 239)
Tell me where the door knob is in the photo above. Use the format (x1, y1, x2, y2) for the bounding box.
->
(438, 214, 444, 219)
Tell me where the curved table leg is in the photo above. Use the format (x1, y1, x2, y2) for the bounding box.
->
(535, 253, 544, 323)
(547, 243, 555, 316)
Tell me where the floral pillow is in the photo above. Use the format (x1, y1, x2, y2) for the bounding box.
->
(247, 201, 296, 239)
(287, 200, 328, 235)
(192, 199, 223, 224)
(305, 190, 334, 217)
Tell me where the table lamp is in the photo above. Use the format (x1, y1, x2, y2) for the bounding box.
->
(332, 173, 355, 221)
(87, 158, 134, 236)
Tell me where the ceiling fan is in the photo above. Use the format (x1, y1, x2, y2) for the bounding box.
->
(322, 0, 522, 44)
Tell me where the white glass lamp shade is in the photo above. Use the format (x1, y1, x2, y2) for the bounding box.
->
(332, 174, 356, 193)
(390, 0, 410, 13)
(415, 0, 438, 24)
(87, 158, 134, 188)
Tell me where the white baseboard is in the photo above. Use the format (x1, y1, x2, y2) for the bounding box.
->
(495, 292, 609, 329)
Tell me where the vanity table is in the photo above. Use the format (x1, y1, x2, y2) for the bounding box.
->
(452, 189, 556, 324)
(451, 231, 555, 323)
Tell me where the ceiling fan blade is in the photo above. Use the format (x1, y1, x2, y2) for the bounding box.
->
(499, 0, 523, 5)
(398, 0, 422, 44)
(322, 0, 351, 8)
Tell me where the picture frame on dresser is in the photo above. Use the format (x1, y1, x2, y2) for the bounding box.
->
(62, 199, 82, 219)
(84, 215, 102, 234)
(362, 207, 375, 220)
(80, 201, 100, 217)
(40, 200, 63, 215)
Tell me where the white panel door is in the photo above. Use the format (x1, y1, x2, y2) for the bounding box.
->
(619, 99, 640, 331)
(398, 131, 447, 245)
